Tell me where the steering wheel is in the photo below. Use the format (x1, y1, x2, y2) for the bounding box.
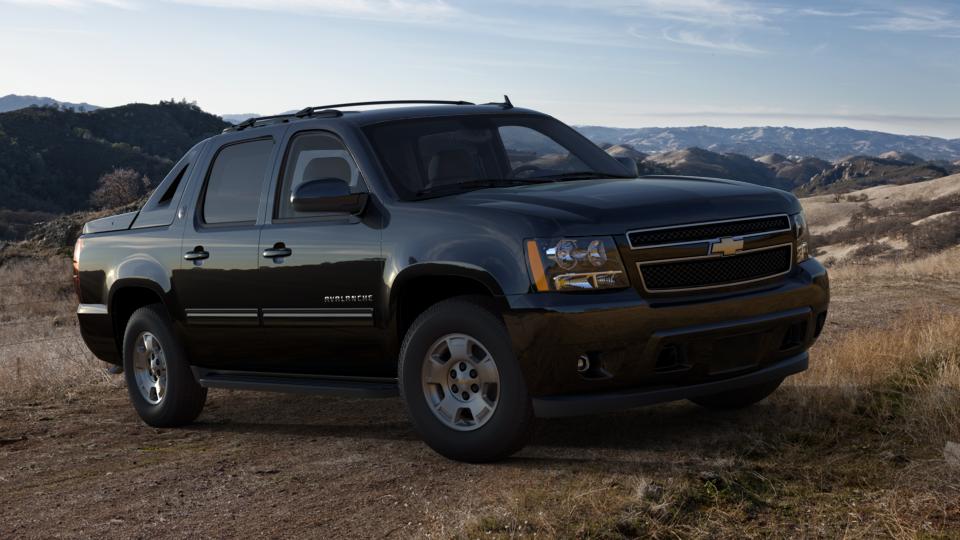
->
(509, 164, 544, 179)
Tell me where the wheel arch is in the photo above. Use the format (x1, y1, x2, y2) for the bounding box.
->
(387, 262, 508, 354)
(108, 279, 172, 357)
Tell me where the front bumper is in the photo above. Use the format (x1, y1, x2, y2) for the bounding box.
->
(534, 351, 808, 417)
(503, 259, 829, 411)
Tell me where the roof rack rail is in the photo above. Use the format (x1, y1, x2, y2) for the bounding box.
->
(222, 98, 511, 133)
(222, 110, 343, 133)
(294, 100, 474, 119)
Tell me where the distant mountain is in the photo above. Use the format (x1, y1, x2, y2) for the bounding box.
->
(644, 147, 793, 190)
(0, 101, 229, 213)
(220, 110, 298, 124)
(605, 145, 958, 194)
(0, 94, 100, 113)
(578, 125, 960, 162)
(758, 154, 832, 189)
(220, 113, 259, 124)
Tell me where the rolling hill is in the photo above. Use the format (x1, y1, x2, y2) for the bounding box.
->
(1, 97, 957, 223)
(0, 101, 228, 214)
(801, 173, 960, 264)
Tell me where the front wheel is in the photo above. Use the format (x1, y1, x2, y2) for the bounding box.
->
(689, 378, 783, 410)
(399, 298, 533, 462)
(123, 305, 207, 427)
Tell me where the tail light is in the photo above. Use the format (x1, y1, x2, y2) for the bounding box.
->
(72, 237, 83, 302)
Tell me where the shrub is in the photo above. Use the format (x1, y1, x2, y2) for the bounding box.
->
(89, 168, 150, 209)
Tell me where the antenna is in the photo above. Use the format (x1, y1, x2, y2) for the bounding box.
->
(484, 95, 514, 109)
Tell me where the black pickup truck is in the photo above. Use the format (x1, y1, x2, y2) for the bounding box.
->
(74, 99, 829, 462)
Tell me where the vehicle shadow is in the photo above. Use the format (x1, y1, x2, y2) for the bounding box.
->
(187, 385, 849, 466)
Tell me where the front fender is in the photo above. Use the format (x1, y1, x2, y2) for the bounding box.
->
(386, 261, 507, 313)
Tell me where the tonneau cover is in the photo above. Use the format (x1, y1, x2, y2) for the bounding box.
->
(81, 211, 139, 235)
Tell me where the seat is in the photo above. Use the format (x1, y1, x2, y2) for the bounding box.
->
(427, 148, 479, 187)
(302, 156, 351, 184)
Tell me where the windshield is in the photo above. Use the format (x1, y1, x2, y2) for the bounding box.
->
(363, 114, 630, 200)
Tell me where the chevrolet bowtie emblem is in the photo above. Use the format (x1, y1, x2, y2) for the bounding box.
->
(710, 237, 744, 257)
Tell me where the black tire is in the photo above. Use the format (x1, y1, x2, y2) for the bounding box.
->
(690, 378, 784, 410)
(399, 297, 533, 463)
(122, 304, 207, 427)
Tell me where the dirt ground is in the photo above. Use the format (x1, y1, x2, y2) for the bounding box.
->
(2, 257, 960, 538)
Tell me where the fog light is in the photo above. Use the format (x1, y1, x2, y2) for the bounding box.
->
(576, 354, 591, 373)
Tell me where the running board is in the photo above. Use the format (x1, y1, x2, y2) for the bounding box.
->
(193, 369, 398, 398)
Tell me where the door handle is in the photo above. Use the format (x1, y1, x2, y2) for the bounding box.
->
(262, 247, 292, 259)
(184, 247, 209, 261)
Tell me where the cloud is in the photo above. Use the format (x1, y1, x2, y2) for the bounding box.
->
(1, 0, 456, 18)
(661, 28, 765, 54)
(798, 8, 871, 18)
(0, 0, 134, 8)
(856, 6, 960, 33)
(166, 0, 458, 20)
(523, 0, 774, 27)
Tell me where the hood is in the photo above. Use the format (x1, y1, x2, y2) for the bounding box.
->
(444, 176, 801, 236)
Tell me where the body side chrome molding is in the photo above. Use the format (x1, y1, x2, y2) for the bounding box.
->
(261, 307, 373, 319)
(186, 309, 259, 318)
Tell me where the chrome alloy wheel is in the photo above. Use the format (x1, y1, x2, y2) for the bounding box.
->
(132, 331, 167, 405)
(421, 333, 500, 431)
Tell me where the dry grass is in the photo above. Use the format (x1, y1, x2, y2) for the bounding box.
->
(828, 247, 960, 282)
(461, 304, 960, 538)
(793, 307, 960, 443)
(463, 249, 960, 538)
(3, 250, 960, 538)
(0, 257, 110, 402)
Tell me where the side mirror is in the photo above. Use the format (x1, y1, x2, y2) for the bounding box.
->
(615, 157, 639, 177)
(291, 178, 368, 215)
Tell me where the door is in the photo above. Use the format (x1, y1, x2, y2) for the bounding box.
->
(257, 130, 386, 377)
(174, 135, 278, 368)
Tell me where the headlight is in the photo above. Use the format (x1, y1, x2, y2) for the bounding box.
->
(525, 237, 629, 292)
(793, 211, 810, 263)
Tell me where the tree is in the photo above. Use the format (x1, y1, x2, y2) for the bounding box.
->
(89, 168, 150, 209)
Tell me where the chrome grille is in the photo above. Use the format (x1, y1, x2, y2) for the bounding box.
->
(628, 215, 791, 249)
(638, 245, 792, 292)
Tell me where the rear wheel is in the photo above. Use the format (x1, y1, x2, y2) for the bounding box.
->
(399, 298, 533, 462)
(123, 305, 207, 427)
(690, 378, 783, 410)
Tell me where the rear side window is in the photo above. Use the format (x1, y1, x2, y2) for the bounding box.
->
(275, 132, 364, 219)
(132, 143, 201, 229)
(202, 139, 273, 224)
(158, 165, 187, 205)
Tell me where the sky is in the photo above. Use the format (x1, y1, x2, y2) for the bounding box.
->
(1, 0, 959, 138)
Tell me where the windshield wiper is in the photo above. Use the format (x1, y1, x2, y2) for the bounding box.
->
(536, 171, 632, 181)
(414, 178, 552, 198)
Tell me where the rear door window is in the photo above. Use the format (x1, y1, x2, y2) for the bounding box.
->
(202, 138, 274, 224)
